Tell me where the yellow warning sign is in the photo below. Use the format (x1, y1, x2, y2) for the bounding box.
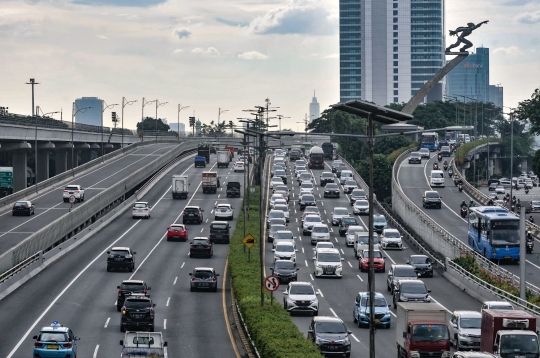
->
(242, 233, 256, 249)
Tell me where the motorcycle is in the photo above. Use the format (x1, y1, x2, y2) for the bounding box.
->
(433, 163, 439, 170)
(437, 154, 442, 162)
(458, 184, 463, 192)
(448, 169, 453, 177)
(443, 164, 448, 171)
(460, 206, 468, 218)
(527, 239, 534, 254)
(525, 188, 530, 194)
(517, 203, 522, 212)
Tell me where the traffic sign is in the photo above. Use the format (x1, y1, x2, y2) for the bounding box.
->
(242, 233, 256, 249)
(69, 195, 76, 204)
(0, 168, 13, 188)
(265, 275, 280, 292)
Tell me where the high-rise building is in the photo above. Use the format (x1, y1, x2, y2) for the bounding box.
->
(74, 97, 103, 127)
(447, 47, 490, 102)
(309, 91, 320, 123)
(169, 122, 185, 133)
(339, 0, 445, 106)
(489, 84, 504, 108)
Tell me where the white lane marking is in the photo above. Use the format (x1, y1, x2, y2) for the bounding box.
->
(318, 289, 324, 297)
(334, 237, 338, 243)
(298, 236, 302, 241)
(181, 262, 185, 268)
(329, 308, 338, 318)
(104, 318, 110, 328)
(201, 228, 204, 232)
(347, 261, 352, 268)
(302, 247, 305, 253)
(305, 260, 309, 267)
(321, 201, 324, 206)
(350, 334, 360, 343)
(164, 319, 167, 330)
(324, 210, 327, 214)
(310, 274, 314, 280)
(174, 276, 178, 285)
(218, 194, 221, 198)
(215, 201, 218, 205)
(211, 210, 214, 214)
(389, 311, 397, 318)
(93, 345, 99, 358)
(340, 249, 345, 255)
(357, 274, 363, 282)
(166, 297, 170, 307)
(384, 251, 397, 264)
(430, 297, 452, 314)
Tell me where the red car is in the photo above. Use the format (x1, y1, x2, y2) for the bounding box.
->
(358, 249, 386, 272)
(167, 224, 188, 241)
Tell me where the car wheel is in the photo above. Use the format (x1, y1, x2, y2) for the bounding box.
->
(120, 326, 125, 332)
(313, 310, 318, 316)
(107, 266, 111, 272)
(117, 306, 121, 312)
(133, 216, 136, 219)
(353, 314, 358, 323)
(357, 318, 362, 328)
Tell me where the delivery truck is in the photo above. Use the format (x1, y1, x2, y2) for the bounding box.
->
(396, 302, 451, 358)
(481, 309, 539, 357)
(197, 143, 210, 163)
(202, 171, 220, 194)
(171, 175, 189, 199)
(217, 151, 230, 168)
(120, 331, 167, 357)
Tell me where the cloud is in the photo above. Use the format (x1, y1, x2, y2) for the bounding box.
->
(191, 47, 220, 56)
(237, 51, 268, 60)
(173, 27, 192, 39)
(215, 17, 249, 27)
(501, 0, 539, 5)
(71, 0, 167, 6)
(248, 0, 337, 36)
(516, 10, 540, 24)
(493, 46, 524, 56)
(173, 48, 183, 53)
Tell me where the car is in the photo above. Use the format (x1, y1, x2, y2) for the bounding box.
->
(423, 190, 442, 209)
(283, 281, 319, 315)
(339, 170, 353, 185)
(331, 207, 350, 226)
(353, 199, 369, 215)
(300, 182, 315, 195)
(120, 293, 156, 332)
(189, 237, 213, 258)
(343, 180, 358, 194)
(214, 203, 234, 220)
(33, 322, 80, 358)
(189, 267, 219, 292)
(183, 206, 204, 224)
(335, 164, 348, 178)
(307, 316, 352, 356)
(295, 159, 307, 167)
(12, 200, 35, 216)
(488, 192, 498, 200)
(271, 165, 282, 177)
(313, 242, 335, 251)
(273, 230, 295, 248)
(209, 221, 231, 244)
(268, 223, 287, 242)
(298, 172, 313, 185)
(530, 200, 540, 212)
(294, 166, 306, 176)
(354, 233, 380, 258)
(271, 198, 288, 209)
(418, 148, 430, 159)
(302, 206, 321, 219)
(233, 161, 245, 172)
(323, 183, 340, 198)
(381, 228, 403, 250)
(269, 193, 286, 208)
(488, 183, 497, 191)
(270, 177, 284, 189)
(350, 188, 367, 205)
(274, 169, 287, 184)
(107, 247, 136, 272)
(407, 254, 434, 277)
(299, 194, 316, 211)
(430, 169, 445, 188)
(393, 279, 431, 308)
(167, 223, 188, 241)
(320, 172, 335, 186)
(353, 292, 392, 329)
(116, 280, 150, 311)
(525, 179, 534, 189)
(273, 204, 290, 222)
(498, 180, 512, 189)
(273, 241, 297, 262)
(271, 260, 299, 283)
(303, 215, 323, 235)
(339, 217, 359, 237)
(495, 185, 506, 194)
(449, 310, 482, 351)
(408, 152, 422, 164)
(62, 184, 85, 202)
(480, 300, 514, 311)
(132, 202, 151, 219)
(386, 264, 418, 293)
(373, 214, 388, 232)
(310, 223, 331, 245)
(331, 160, 343, 173)
(345, 225, 364, 247)
(273, 184, 290, 199)
(273, 191, 289, 204)
(451, 352, 496, 358)
(267, 210, 286, 225)
(359, 249, 386, 272)
(439, 145, 452, 157)
(313, 248, 343, 278)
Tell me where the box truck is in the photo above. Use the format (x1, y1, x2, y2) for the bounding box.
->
(217, 151, 230, 168)
(202, 172, 220, 194)
(171, 175, 188, 199)
(120, 331, 167, 357)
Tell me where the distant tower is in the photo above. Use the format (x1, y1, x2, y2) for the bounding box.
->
(309, 90, 320, 123)
(195, 119, 201, 136)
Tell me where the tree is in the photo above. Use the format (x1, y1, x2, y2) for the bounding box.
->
(356, 154, 392, 201)
(137, 117, 170, 132)
(532, 150, 540, 177)
(494, 117, 533, 177)
(374, 136, 409, 156)
(514, 88, 540, 135)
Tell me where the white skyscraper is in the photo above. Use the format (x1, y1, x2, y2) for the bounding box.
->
(309, 90, 320, 123)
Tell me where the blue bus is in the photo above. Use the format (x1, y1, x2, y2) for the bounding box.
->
(420, 132, 439, 151)
(467, 206, 520, 261)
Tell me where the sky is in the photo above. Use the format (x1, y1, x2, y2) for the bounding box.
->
(0, 0, 539, 131)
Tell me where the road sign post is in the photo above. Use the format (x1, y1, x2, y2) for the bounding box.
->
(69, 195, 76, 212)
(265, 275, 280, 305)
(242, 233, 256, 262)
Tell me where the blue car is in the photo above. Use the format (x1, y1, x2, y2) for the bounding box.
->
(373, 214, 388, 232)
(33, 321, 80, 358)
(353, 292, 392, 328)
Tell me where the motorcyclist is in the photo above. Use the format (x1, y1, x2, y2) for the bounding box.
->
(487, 199, 494, 206)
(529, 216, 535, 224)
(527, 231, 534, 242)
(461, 201, 468, 209)
(443, 160, 448, 166)
(433, 162, 439, 170)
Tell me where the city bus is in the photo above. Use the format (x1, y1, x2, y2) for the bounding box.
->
(420, 132, 439, 151)
(467, 206, 520, 261)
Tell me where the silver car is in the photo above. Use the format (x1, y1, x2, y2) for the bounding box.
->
(449, 311, 482, 351)
(353, 200, 369, 215)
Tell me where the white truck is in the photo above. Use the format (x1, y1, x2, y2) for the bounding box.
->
(171, 175, 189, 199)
(217, 151, 230, 168)
(120, 331, 168, 357)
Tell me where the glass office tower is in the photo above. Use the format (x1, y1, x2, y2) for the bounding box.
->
(447, 47, 490, 102)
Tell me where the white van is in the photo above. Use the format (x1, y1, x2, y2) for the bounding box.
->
(430, 170, 445, 188)
(354, 232, 380, 258)
(340, 170, 353, 185)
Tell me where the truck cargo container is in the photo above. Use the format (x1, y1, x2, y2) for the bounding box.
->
(171, 175, 189, 199)
(217, 151, 230, 168)
(202, 171, 220, 194)
(120, 331, 167, 357)
(308, 146, 325, 169)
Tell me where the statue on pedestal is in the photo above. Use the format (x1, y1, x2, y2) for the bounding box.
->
(446, 21, 489, 53)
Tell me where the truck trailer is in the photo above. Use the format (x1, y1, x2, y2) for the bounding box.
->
(171, 175, 188, 199)
(120, 331, 168, 357)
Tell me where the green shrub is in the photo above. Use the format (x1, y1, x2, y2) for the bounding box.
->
(387, 142, 418, 164)
(455, 138, 500, 165)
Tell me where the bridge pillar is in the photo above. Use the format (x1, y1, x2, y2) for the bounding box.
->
(67, 150, 78, 170)
(12, 150, 27, 192)
(80, 150, 92, 164)
(37, 151, 50, 183)
(55, 150, 68, 175)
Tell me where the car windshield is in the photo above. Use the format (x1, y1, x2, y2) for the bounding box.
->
(348, 228, 364, 235)
(332, 161, 342, 167)
(305, 216, 321, 223)
(374, 216, 386, 223)
(326, 184, 339, 190)
(217, 205, 231, 210)
(411, 324, 449, 341)
(270, 225, 286, 233)
(300, 174, 311, 180)
(410, 256, 430, 264)
(275, 205, 288, 212)
(193, 271, 214, 279)
(193, 239, 209, 245)
(357, 236, 379, 244)
(460, 317, 481, 329)
(334, 209, 349, 216)
(275, 232, 293, 240)
(342, 218, 356, 225)
(317, 243, 334, 249)
(275, 170, 286, 176)
(65, 186, 79, 190)
(432, 172, 444, 178)
(134, 203, 147, 208)
(401, 283, 427, 294)
(355, 200, 368, 206)
(394, 267, 417, 277)
(296, 160, 306, 165)
(305, 207, 320, 214)
(301, 183, 313, 189)
(419, 149, 429, 154)
(532, 201, 540, 206)
(385, 231, 401, 238)
(352, 189, 366, 196)
(441, 146, 450, 151)
(271, 195, 283, 201)
(362, 251, 383, 258)
(322, 173, 333, 178)
(39, 332, 68, 342)
(426, 192, 440, 198)
(302, 195, 315, 202)
(360, 297, 388, 307)
(272, 166, 281, 171)
(316, 321, 347, 334)
(289, 285, 314, 295)
(276, 245, 294, 252)
(410, 153, 420, 158)
(318, 253, 341, 262)
(170, 225, 185, 230)
(489, 304, 513, 310)
(110, 250, 129, 256)
(211, 224, 228, 230)
(313, 226, 329, 233)
(269, 211, 285, 219)
(125, 299, 152, 309)
(272, 178, 283, 183)
(275, 261, 295, 270)
(500, 335, 539, 354)
(296, 166, 306, 171)
(345, 180, 356, 186)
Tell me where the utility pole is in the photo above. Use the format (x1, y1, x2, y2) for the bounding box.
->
(26, 78, 39, 188)
(276, 115, 290, 131)
(178, 104, 189, 140)
(122, 97, 137, 151)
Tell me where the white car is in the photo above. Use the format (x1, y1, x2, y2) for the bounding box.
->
(381, 228, 403, 250)
(312, 242, 335, 251)
(302, 207, 321, 222)
(345, 225, 364, 247)
(343, 180, 358, 194)
(310, 223, 331, 245)
(273, 230, 295, 249)
(273, 184, 290, 197)
(302, 215, 323, 235)
(331, 207, 350, 226)
(132, 202, 151, 219)
(271, 198, 288, 210)
(300, 182, 314, 195)
(233, 162, 245, 172)
(269, 194, 285, 208)
(353, 200, 369, 215)
(273, 204, 290, 222)
(430, 170, 445, 188)
(295, 160, 307, 167)
(63, 184, 85, 202)
(267, 210, 286, 225)
(283, 281, 319, 315)
(294, 166, 306, 176)
(313, 248, 343, 278)
(270, 177, 284, 189)
(214, 203, 234, 220)
(298, 172, 313, 184)
(273, 241, 297, 262)
(495, 185, 505, 195)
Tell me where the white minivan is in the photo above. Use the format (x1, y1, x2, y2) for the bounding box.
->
(340, 170, 353, 185)
(430, 170, 445, 188)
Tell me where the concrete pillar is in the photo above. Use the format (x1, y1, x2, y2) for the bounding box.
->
(12, 150, 27, 192)
(67, 150, 77, 170)
(80, 150, 92, 164)
(55, 150, 68, 175)
(37, 151, 50, 183)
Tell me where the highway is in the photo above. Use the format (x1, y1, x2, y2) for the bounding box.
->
(264, 157, 481, 358)
(0, 143, 178, 256)
(1, 152, 245, 358)
(396, 152, 540, 287)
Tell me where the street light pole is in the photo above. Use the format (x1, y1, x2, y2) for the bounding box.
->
(101, 102, 119, 161)
(367, 113, 376, 358)
(155, 100, 168, 142)
(177, 104, 189, 140)
(26, 78, 39, 188)
(122, 97, 137, 152)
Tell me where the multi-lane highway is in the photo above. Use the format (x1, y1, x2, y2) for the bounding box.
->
(0, 143, 179, 255)
(1, 152, 245, 357)
(396, 152, 540, 287)
(263, 157, 481, 358)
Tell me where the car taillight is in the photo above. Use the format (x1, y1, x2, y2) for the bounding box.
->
(26, 206, 30, 208)
(75, 190, 80, 193)
(64, 342, 72, 348)
(118, 289, 122, 295)
(212, 277, 216, 282)
(191, 277, 196, 281)
(190, 244, 195, 248)
(144, 208, 148, 211)
(183, 211, 188, 215)
(142, 289, 147, 294)
(196, 211, 200, 215)
(34, 342, 43, 347)
(63, 190, 68, 192)
(205, 244, 211, 248)
(132, 208, 136, 210)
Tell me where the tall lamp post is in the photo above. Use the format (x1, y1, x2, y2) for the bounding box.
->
(121, 97, 137, 151)
(155, 100, 168, 142)
(101, 102, 119, 160)
(177, 104, 189, 140)
(141, 98, 157, 142)
(34, 107, 59, 191)
(26, 78, 39, 188)
(71, 104, 92, 176)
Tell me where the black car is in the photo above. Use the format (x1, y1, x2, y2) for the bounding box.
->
(116, 280, 150, 311)
(308, 316, 352, 357)
(189, 267, 219, 292)
(289, 150, 302, 160)
(422, 191, 442, 209)
(319, 172, 335, 186)
(275, 169, 288, 184)
(439, 146, 452, 157)
(323, 183, 340, 198)
(488, 178, 501, 186)
(189, 237, 213, 258)
(339, 217, 359, 237)
(183, 206, 204, 224)
(226, 182, 241, 198)
(335, 164, 348, 178)
(331, 160, 343, 173)
(209, 221, 230, 244)
(12, 200, 35, 216)
(107, 247, 136, 272)
(393, 279, 431, 309)
(120, 293, 155, 332)
(270, 260, 299, 284)
(407, 255, 434, 277)
(408, 152, 422, 164)
(299, 194, 316, 211)
(349, 189, 367, 205)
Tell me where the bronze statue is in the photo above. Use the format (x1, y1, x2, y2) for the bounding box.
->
(445, 21, 489, 53)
